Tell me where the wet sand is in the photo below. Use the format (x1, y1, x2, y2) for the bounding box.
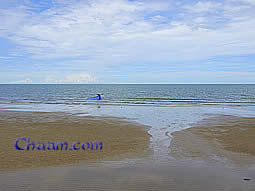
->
(1, 111, 255, 190)
(0, 110, 151, 171)
(170, 115, 255, 166)
(1, 159, 255, 191)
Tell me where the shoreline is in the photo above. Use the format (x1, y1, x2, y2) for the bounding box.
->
(0, 110, 152, 171)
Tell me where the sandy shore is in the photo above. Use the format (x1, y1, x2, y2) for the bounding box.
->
(1, 111, 255, 190)
(170, 114, 255, 166)
(0, 110, 151, 171)
(1, 160, 255, 191)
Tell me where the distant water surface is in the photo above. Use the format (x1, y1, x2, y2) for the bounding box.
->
(0, 84, 255, 106)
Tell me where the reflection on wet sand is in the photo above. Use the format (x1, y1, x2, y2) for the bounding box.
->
(0, 160, 254, 191)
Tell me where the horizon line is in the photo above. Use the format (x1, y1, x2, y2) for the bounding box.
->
(1, 83, 255, 85)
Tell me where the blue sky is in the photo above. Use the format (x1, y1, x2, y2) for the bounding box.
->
(0, 0, 255, 84)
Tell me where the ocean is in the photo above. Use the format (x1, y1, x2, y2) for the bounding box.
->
(1, 84, 255, 106)
(1, 84, 255, 157)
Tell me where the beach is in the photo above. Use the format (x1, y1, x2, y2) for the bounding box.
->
(0, 110, 151, 171)
(170, 115, 255, 166)
(1, 110, 255, 190)
(0, 159, 254, 191)
(1, 84, 255, 190)
(1, 0, 255, 188)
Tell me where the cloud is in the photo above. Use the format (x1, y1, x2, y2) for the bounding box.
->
(62, 73, 98, 83)
(0, 0, 253, 61)
(9, 78, 32, 84)
(183, 1, 221, 13)
(44, 72, 98, 83)
(0, 0, 255, 83)
(228, 0, 255, 5)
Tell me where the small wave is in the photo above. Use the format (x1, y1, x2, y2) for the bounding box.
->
(128, 97, 204, 100)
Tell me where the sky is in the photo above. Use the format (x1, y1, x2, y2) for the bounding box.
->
(0, 0, 255, 84)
